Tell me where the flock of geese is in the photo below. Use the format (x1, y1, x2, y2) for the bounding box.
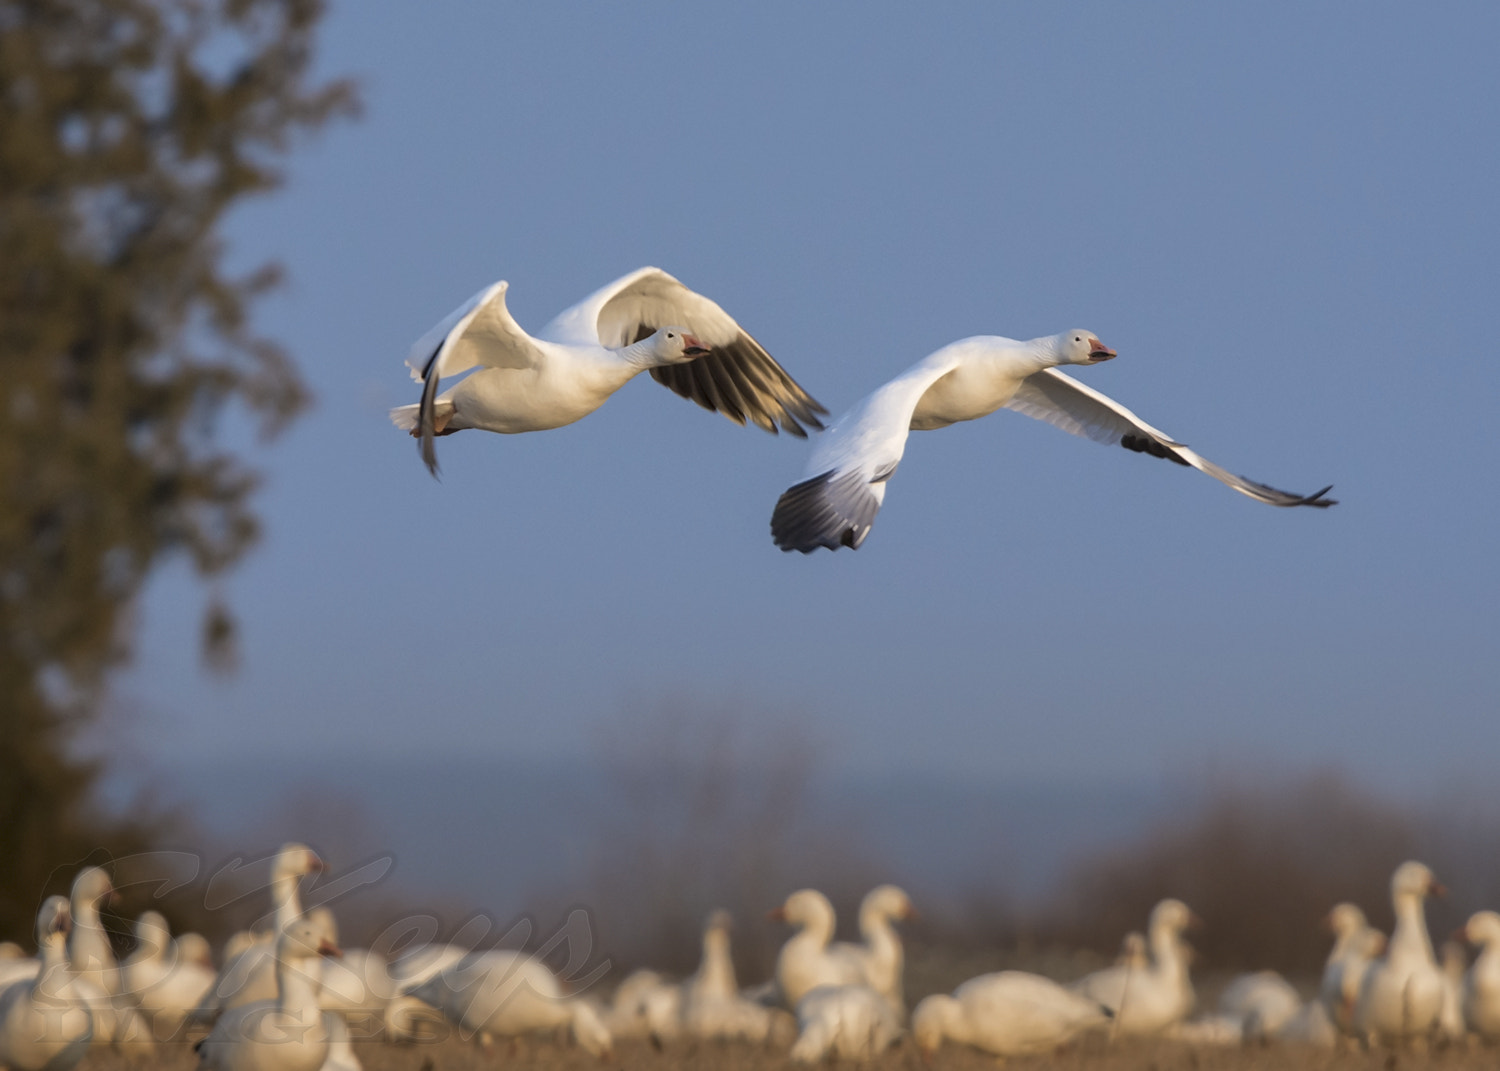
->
(389, 267, 1335, 549)
(4, 851, 1500, 1068)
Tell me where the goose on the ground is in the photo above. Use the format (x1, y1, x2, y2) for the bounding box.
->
(913, 970, 1110, 1058)
(193, 917, 343, 1071)
(829, 886, 913, 1016)
(770, 890, 868, 1008)
(1071, 898, 1197, 1036)
(771, 332, 1333, 552)
(404, 949, 613, 1058)
(680, 910, 794, 1045)
(68, 867, 120, 995)
(122, 911, 216, 1037)
(390, 267, 826, 476)
(1438, 939, 1469, 1043)
(190, 844, 324, 1026)
(1354, 861, 1446, 1047)
(789, 984, 902, 1063)
(1462, 910, 1500, 1041)
(1318, 902, 1385, 1037)
(0, 897, 93, 1071)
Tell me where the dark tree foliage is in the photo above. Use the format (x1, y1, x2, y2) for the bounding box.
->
(0, 0, 354, 943)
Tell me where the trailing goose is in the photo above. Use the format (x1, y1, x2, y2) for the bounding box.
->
(771, 331, 1333, 552)
(390, 267, 826, 475)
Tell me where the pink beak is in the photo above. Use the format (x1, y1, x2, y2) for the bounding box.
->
(681, 333, 710, 357)
(1087, 338, 1117, 362)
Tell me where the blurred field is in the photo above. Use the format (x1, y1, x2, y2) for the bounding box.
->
(65, 1035, 1500, 1070)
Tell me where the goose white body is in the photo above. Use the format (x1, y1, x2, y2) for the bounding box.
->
(771, 331, 1333, 552)
(390, 267, 826, 475)
(913, 970, 1110, 1058)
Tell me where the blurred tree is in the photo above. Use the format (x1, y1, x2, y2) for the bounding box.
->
(0, 0, 354, 943)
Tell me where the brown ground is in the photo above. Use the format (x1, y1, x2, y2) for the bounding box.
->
(70, 1034, 1500, 1071)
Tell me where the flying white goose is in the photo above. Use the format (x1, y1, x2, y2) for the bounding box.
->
(1462, 910, 1500, 1040)
(770, 890, 868, 1008)
(789, 984, 903, 1063)
(0, 897, 93, 1071)
(1318, 902, 1385, 1037)
(913, 971, 1111, 1058)
(771, 332, 1333, 552)
(405, 949, 613, 1058)
(1354, 860, 1446, 1047)
(194, 917, 344, 1071)
(390, 267, 827, 475)
(1071, 898, 1197, 1036)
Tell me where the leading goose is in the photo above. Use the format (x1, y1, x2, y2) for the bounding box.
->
(390, 267, 826, 475)
(771, 331, 1333, 552)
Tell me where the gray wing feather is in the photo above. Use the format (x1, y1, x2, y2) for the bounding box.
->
(770, 470, 881, 553)
(1008, 369, 1335, 508)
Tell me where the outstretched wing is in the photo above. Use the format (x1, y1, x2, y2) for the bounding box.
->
(404, 281, 545, 476)
(538, 267, 827, 437)
(770, 349, 967, 553)
(1005, 369, 1335, 508)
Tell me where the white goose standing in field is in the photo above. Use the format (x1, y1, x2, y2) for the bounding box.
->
(122, 911, 216, 1036)
(67, 866, 119, 995)
(1354, 861, 1446, 1047)
(913, 971, 1111, 1059)
(390, 267, 826, 475)
(789, 984, 903, 1063)
(405, 949, 613, 1058)
(771, 331, 1333, 552)
(191, 843, 324, 1025)
(194, 917, 345, 1071)
(0, 897, 93, 1071)
(1462, 909, 1500, 1040)
(1438, 939, 1469, 1043)
(770, 890, 868, 1008)
(1071, 898, 1197, 1036)
(680, 910, 793, 1045)
(1318, 902, 1385, 1037)
(830, 885, 913, 1015)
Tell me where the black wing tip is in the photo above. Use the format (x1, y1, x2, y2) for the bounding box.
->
(769, 470, 871, 553)
(1298, 484, 1336, 507)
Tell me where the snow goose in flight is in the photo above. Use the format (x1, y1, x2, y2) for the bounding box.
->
(390, 267, 827, 475)
(771, 331, 1334, 552)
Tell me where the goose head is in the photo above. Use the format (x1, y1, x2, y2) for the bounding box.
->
(862, 885, 916, 923)
(1056, 329, 1116, 365)
(1150, 898, 1199, 936)
(1465, 910, 1500, 949)
(647, 327, 711, 364)
(273, 843, 325, 882)
(1391, 860, 1444, 904)
(71, 865, 116, 911)
(1325, 902, 1368, 939)
(38, 896, 72, 947)
(769, 889, 836, 934)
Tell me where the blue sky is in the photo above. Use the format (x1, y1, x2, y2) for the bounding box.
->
(112, 4, 1499, 798)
